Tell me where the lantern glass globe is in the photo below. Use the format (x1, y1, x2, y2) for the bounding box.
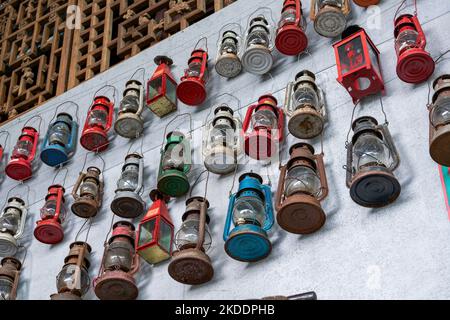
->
(232, 196, 266, 227)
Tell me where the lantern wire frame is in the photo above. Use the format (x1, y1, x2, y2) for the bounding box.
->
(128, 67, 146, 85)
(80, 150, 106, 173)
(194, 37, 209, 53)
(22, 114, 44, 133)
(1, 183, 31, 212)
(50, 101, 80, 124)
(51, 166, 69, 187)
(393, 0, 418, 23)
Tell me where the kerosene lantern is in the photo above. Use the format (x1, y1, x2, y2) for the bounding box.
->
(0, 197, 27, 257)
(215, 29, 242, 78)
(111, 153, 145, 218)
(34, 185, 66, 244)
(115, 80, 145, 139)
(352, 0, 379, 7)
(157, 131, 191, 197)
(429, 75, 450, 166)
(94, 221, 139, 300)
(5, 126, 39, 181)
(0, 257, 22, 300)
(333, 25, 384, 104)
(310, 0, 351, 38)
(177, 47, 209, 106)
(276, 143, 328, 234)
(242, 15, 274, 75)
(224, 173, 274, 262)
(136, 190, 174, 265)
(168, 197, 214, 285)
(394, 14, 435, 84)
(50, 241, 91, 300)
(284, 70, 326, 139)
(146, 56, 178, 117)
(243, 94, 284, 160)
(346, 117, 401, 207)
(203, 105, 242, 175)
(80, 95, 114, 152)
(275, 0, 308, 56)
(40, 113, 78, 167)
(71, 166, 104, 218)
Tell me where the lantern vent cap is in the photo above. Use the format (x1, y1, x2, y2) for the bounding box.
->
(149, 189, 170, 203)
(86, 166, 101, 174)
(239, 172, 263, 184)
(289, 142, 315, 156)
(222, 30, 238, 38)
(7, 197, 25, 206)
(214, 105, 234, 115)
(125, 152, 142, 161)
(112, 220, 135, 232)
(167, 131, 185, 139)
(341, 25, 363, 40)
(183, 197, 210, 224)
(154, 55, 173, 66)
(352, 116, 382, 143)
(0, 256, 22, 271)
(69, 241, 92, 253)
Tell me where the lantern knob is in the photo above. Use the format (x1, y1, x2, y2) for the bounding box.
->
(154, 55, 173, 66)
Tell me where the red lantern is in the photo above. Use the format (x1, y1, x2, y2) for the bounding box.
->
(146, 55, 178, 117)
(275, 0, 308, 56)
(243, 94, 284, 160)
(394, 14, 434, 84)
(5, 127, 39, 181)
(177, 49, 209, 106)
(34, 185, 66, 244)
(136, 190, 174, 265)
(333, 25, 384, 104)
(80, 96, 114, 152)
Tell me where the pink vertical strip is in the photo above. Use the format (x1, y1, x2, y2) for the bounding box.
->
(438, 165, 450, 220)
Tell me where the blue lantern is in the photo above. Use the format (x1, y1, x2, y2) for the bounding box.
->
(223, 172, 274, 262)
(40, 113, 78, 167)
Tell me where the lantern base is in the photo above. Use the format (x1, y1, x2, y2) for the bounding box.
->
(288, 107, 324, 139)
(71, 198, 98, 218)
(50, 292, 82, 300)
(0, 233, 18, 257)
(114, 113, 144, 139)
(157, 170, 190, 197)
(430, 125, 450, 167)
(215, 53, 242, 78)
(34, 219, 64, 244)
(148, 96, 178, 118)
(40, 145, 69, 167)
(242, 45, 274, 75)
(245, 130, 276, 160)
(80, 129, 109, 152)
(314, 6, 347, 38)
(350, 167, 401, 208)
(176, 78, 207, 106)
(204, 146, 237, 175)
(225, 224, 272, 262)
(353, 0, 380, 7)
(277, 194, 326, 234)
(5, 158, 32, 181)
(94, 270, 138, 300)
(397, 49, 435, 84)
(111, 191, 145, 218)
(275, 25, 308, 56)
(168, 248, 214, 285)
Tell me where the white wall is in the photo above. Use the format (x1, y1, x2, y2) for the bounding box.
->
(1, 0, 450, 300)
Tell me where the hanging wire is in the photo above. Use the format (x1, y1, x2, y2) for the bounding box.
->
(435, 49, 450, 65)
(0, 130, 10, 149)
(128, 67, 146, 84)
(161, 113, 193, 150)
(81, 151, 106, 173)
(379, 96, 389, 125)
(51, 101, 80, 124)
(103, 214, 116, 246)
(1, 183, 31, 212)
(51, 167, 69, 187)
(92, 84, 118, 107)
(16, 245, 28, 266)
(393, 0, 417, 22)
(345, 101, 361, 147)
(23, 114, 44, 133)
(194, 37, 209, 53)
(189, 169, 210, 198)
(75, 217, 93, 243)
(204, 92, 242, 126)
(126, 130, 145, 156)
(217, 22, 243, 47)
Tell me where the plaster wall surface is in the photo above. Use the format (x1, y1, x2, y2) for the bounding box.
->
(0, 0, 450, 300)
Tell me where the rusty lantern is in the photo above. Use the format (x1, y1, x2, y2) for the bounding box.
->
(216, 30, 243, 78)
(51, 241, 91, 300)
(276, 143, 328, 234)
(310, 0, 351, 38)
(71, 166, 104, 218)
(34, 185, 66, 244)
(352, 0, 380, 7)
(243, 94, 284, 160)
(115, 80, 145, 139)
(284, 70, 326, 139)
(147, 56, 178, 117)
(333, 25, 384, 104)
(0, 257, 22, 300)
(346, 117, 401, 207)
(168, 197, 214, 285)
(136, 190, 174, 265)
(177, 49, 209, 106)
(80, 96, 114, 152)
(5, 126, 39, 181)
(275, 0, 308, 56)
(429, 75, 450, 166)
(394, 14, 435, 84)
(94, 221, 139, 300)
(0, 197, 27, 257)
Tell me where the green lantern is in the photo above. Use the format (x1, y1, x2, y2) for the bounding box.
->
(157, 131, 191, 197)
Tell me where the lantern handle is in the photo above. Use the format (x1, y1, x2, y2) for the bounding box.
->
(23, 114, 43, 133)
(126, 130, 145, 157)
(194, 37, 208, 53)
(378, 123, 401, 171)
(0, 130, 10, 149)
(128, 67, 146, 84)
(71, 171, 85, 201)
(379, 96, 389, 126)
(435, 49, 450, 65)
(161, 113, 193, 149)
(204, 92, 242, 126)
(1, 183, 30, 213)
(81, 150, 107, 173)
(245, 7, 276, 34)
(261, 184, 274, 231)
(345, 101, 360, 147)
(189, 169, 210, 198)
(393, 0, 418, 23)
(74, 218, 93, 242)
(223, 193, 236, 241)
(51, 101, 80, 124)
(52, 166, 69, 187)
(275, 164, 287, 212)
(92, 84, 118, 107)
(344, 142, 354, 189)
(315, 153, 329, 201)
(217, 23, 243, 48)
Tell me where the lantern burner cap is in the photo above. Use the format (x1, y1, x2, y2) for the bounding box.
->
(71, 199, 98, 218)
(277, 194, 326, 234)
(341, 25, 362, 39)
(242, 45, 273, 75)
(314, 6, 347, 38)
(34, 219, 64, 244)
(149, 189, 170, 202)
(0, 233, 18, 257)
(225, 224, 271, 262)
(168, 248, 214, 285)
(5, 159, 32, 181)
(215, 53, 242, 78)
(288, 107, 324, 139)
(94, 270, 138, 300)
(157, 170, 190, 197)
(397, 49, 435, 84)
(154, 55, 173, 66)
(430, 125, 450, 167)
(275, 24, 308, 56)
(350, 167, 401, 208)
(111, 192, 145, 218)
(176, 79, 207, 106)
